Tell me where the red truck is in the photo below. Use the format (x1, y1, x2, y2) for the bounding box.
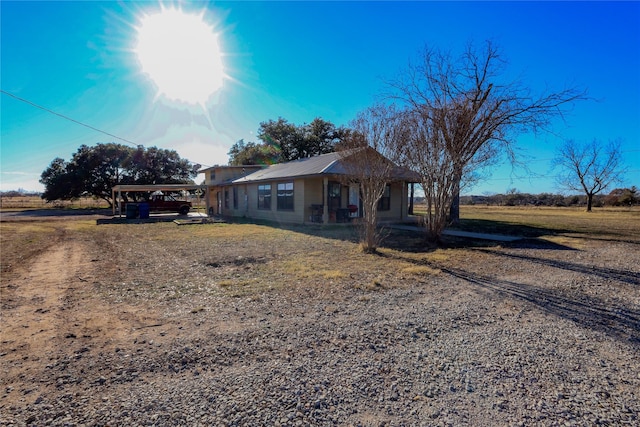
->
(148, 194, 192, 215)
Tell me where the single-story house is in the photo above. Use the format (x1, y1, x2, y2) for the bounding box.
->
(201, 148, 419, 225)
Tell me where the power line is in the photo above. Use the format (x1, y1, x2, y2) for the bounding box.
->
(1, 90, 139, 147)
(2, 90, 213, 170)
(3, 89, 633, 175)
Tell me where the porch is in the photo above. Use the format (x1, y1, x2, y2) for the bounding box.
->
(304, 178, 412, 225)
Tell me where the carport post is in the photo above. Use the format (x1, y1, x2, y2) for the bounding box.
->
(117, 188, 122, 218)
(323, 177, 329, 224)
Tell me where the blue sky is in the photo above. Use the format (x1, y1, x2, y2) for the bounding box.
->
(1, 1, 639, 194)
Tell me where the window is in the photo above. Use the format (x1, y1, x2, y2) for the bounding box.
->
(233, 186, 238, 209)
(224, 189, 229, 209)
(258, 184, 271, 210)
(277, 182, 294, 211)
(377, 185, 390, 211)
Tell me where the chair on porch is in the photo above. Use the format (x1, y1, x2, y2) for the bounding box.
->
(310, 204, 323, 223)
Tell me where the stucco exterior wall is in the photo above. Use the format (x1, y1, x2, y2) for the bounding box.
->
(205, 166, 262, 186)
(302, 178, 325, 223)
(208, 178, 410, 224)
(234, 179, 309, 224)
(377, 181, 407, 221)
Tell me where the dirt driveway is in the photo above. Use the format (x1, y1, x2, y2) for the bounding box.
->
(0, 227, 171, 407)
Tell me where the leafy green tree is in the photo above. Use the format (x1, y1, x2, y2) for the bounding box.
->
(40, 157, 81, 201)
(227, 139, 282, 165)
(72, 143, 131, 204)
(228, 118, 348, 165)
(257, 118, 303, 161)
(40, 143, 197, 207)
(127, 145, 198, 184)
(302, 118, 349, 158)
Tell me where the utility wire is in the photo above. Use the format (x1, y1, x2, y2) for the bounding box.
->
(1, 89, 139, 147)
(1, 89, 213, 170)
(2, 90, 633, 175)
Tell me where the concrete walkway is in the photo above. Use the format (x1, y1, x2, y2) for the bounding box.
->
(389, 224, 523, 242)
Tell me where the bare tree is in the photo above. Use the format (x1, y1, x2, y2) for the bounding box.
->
(339, 104, 402, 253)
(395, 106, 463, 242)
(389, 41, 585, 236)
(554, 139, 626, 211)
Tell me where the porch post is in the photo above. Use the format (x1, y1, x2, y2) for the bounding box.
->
(409, 183, 415, 215)
(323, 177, 329, 224)
(401, 182, 408, 220)
(244, 185, 249, 216)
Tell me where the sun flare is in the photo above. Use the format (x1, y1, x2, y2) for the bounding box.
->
(134, 7, 224, 105)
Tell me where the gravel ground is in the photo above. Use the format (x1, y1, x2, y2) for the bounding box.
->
(1, 219, 639, 426)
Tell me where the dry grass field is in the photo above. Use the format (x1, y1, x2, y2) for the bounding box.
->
(0, 195, 109, 211)
(1, 206, 638, 425)
(457, 205, 640, 243)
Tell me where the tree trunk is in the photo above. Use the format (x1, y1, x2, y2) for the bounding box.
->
(362, 202, 379, 253)
(586, 193, 593, 212)
(449, 176, 461, 226)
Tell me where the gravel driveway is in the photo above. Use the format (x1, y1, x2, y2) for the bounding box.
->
(1, 218, 638, 426)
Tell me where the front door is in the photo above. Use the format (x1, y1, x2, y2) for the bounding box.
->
(349, 184, 360, 218)
(328, 181, 341, 212)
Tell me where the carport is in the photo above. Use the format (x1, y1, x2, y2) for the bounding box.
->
(111, 184, 208, 218)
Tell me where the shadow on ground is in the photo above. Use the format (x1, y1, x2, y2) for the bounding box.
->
(453, 218, 571, 238)
(442, 266, 640, 346)
(2, 208, 113, 218)
(227, 218, 580, 252)
(475, 248, 640, 286)
(385, 247, 639, 346)
(456, 218, 640, 246)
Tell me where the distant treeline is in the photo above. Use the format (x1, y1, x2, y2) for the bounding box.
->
(459, 187, 639, 207)
(0, 190, 41, 197)
(2, 186, 638, 208)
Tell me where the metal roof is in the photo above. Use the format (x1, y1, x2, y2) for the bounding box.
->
(112, 184, 206, 192)
(230, 152, 342, 183)
(199, 165, 262, 174)
(230, 150, 419, 184)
